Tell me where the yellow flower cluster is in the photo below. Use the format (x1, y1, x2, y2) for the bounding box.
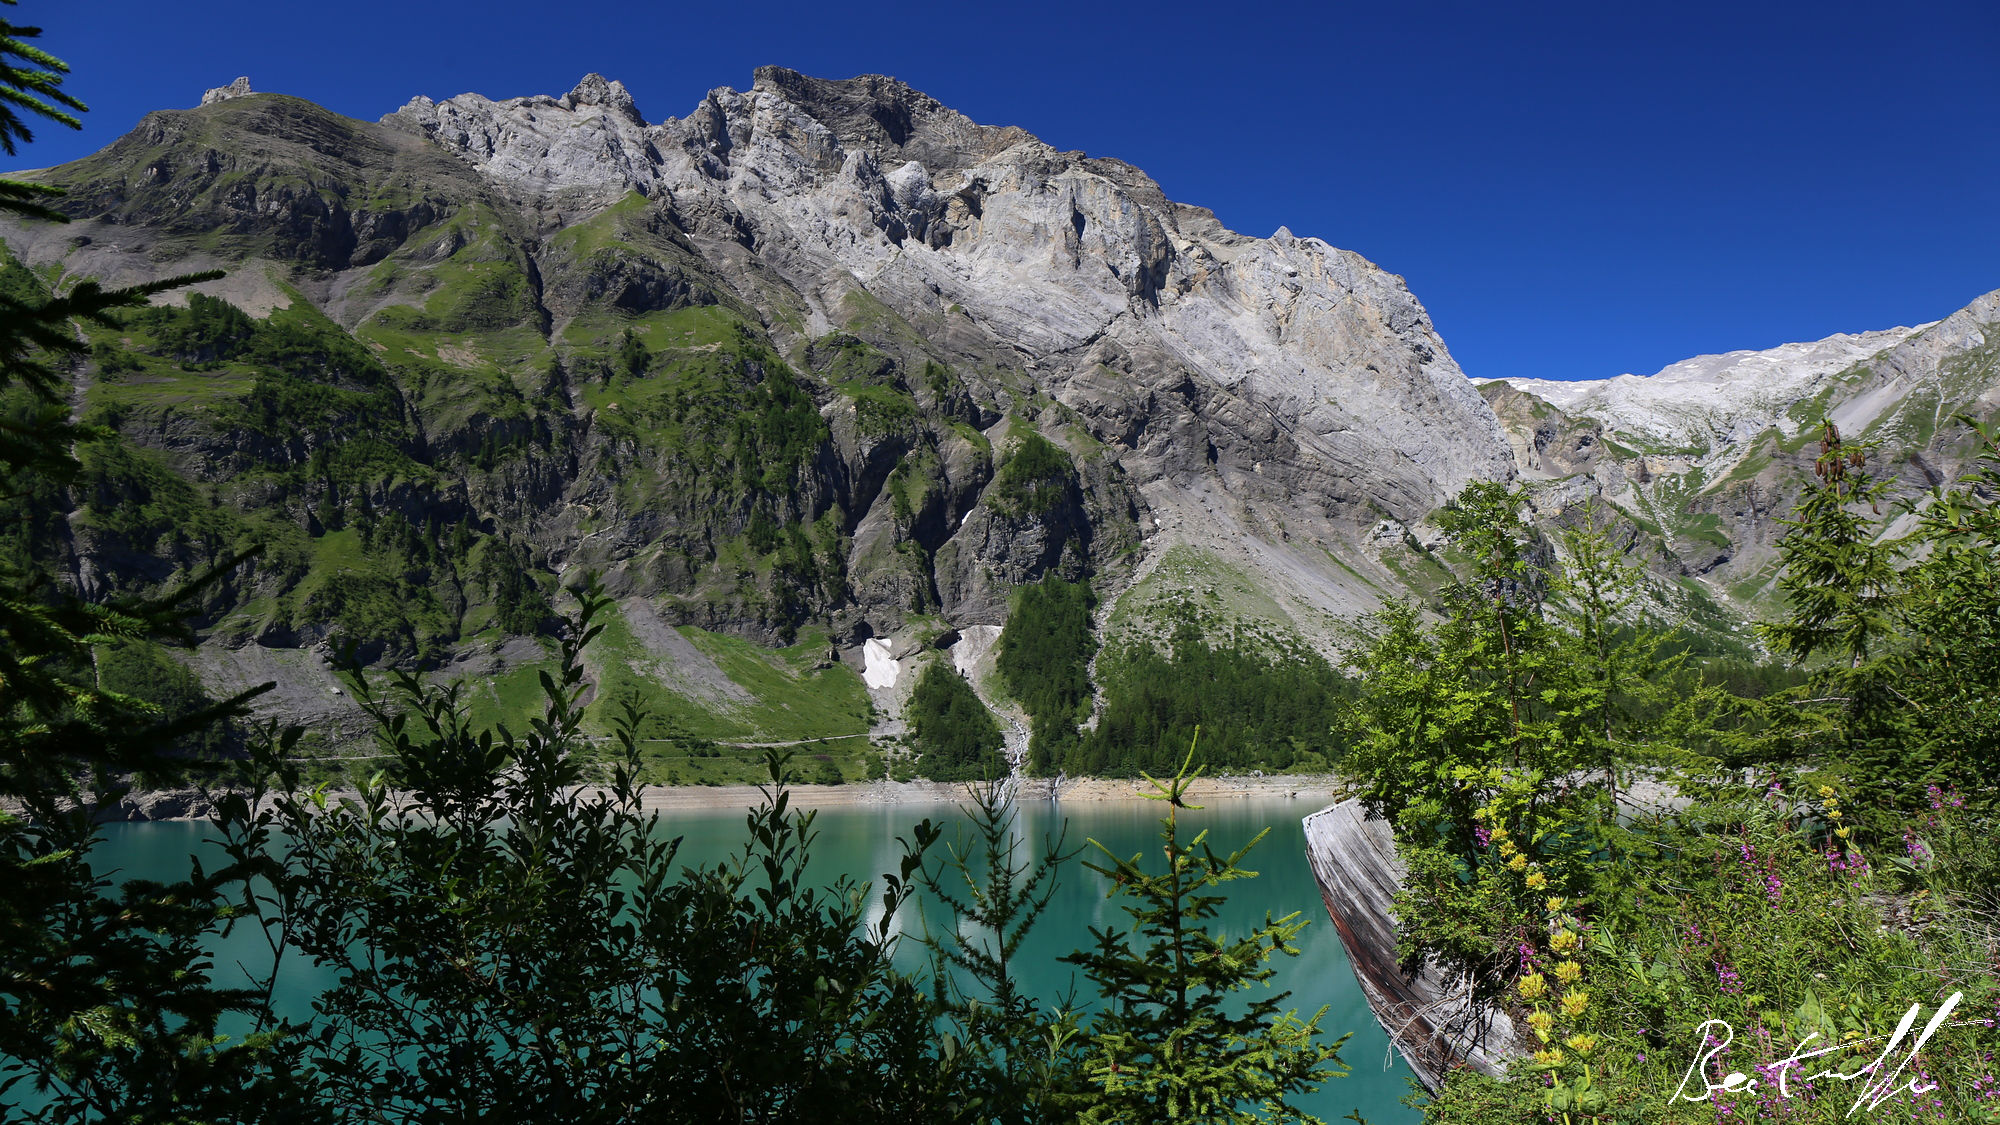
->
(1528, 1009, 1555, 1040)
(1554, 959, 1582, 985)
(1525, 870, 1548, 890)
(1532, 1048, 1565, 1067)
(1565, 1033, 1597, 1056)
(1518, 972, 1547, 1001)
(1507, 853, 1528, 871)
(1819, 785, 1836, 798)
(1545, 896, 1565, 914)
(1559, 989, 1590, 1018)
(1549, 929, 1578, 953)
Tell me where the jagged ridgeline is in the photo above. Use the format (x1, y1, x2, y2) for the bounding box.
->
(0, 66, 1515, 775)
(9, 68, 1997, 775)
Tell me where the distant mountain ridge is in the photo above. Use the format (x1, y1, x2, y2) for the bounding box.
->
(1485, 292, 1999, 600)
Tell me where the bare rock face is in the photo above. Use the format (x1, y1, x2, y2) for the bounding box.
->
(201, 76, 253, 106)
(390, 67, 1514, 568)
(1501, 325, 1930, 458)
(385, 74, 665, 205)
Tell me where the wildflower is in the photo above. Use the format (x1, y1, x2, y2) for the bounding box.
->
(1550, 929, 1578, 953)
(1519, 972, 1548, 1001)
(1566, 1033, 1597, 1056)
(1507, 852, 1528, 871)
(1545, 896, 1565, 914)
(1528, 1010, 1556, 1041)
(1525, 870, 1548, 890)
(1488, 822, 1507, 840)
(1836, 826, 1851, 839)
(1559, 989, 1590, 1018)
(1554, 960, 1582, 985)
(1533, 1048, 1565, 1067)
(1517, 941, 1540, 972)
(1499, 839, 1519, 859)
(1828, 808, 1843, 821)
(1819, 785, 1835, 798)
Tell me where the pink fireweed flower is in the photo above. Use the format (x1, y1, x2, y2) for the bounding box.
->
(1926, 784, 1963, 810)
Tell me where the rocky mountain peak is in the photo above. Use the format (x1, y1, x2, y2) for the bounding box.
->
(383, 73, 665, 201)
(748, 66, 1031, 170)
(1500, 323, 1932, 452)
(12, 67, 1525, 658)
(563, 73, 646, 126)
(370, 67, 1511, 535)
(200, 76, 253, 106)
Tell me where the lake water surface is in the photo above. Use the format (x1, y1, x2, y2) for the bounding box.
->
(89, 796, 1419, 1122)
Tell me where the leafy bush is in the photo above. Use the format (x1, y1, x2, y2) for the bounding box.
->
(1341, 463, 2000, 1123)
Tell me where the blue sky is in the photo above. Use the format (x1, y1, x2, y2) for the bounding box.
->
(17, 0, 1999, 382)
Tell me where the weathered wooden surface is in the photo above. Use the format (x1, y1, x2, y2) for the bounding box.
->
(1302, 799, 1525, 1091)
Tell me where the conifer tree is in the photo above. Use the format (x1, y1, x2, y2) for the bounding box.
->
(1759, 421, 1913, 807)
(1063, 738, 1349, 1123)
(0, 7, 312, 1117)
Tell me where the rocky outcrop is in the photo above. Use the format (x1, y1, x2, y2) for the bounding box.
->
(201, 77, 253, 106)
(387, 74, 663, 206)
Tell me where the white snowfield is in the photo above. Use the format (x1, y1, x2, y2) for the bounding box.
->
(861, 638, 900, 690)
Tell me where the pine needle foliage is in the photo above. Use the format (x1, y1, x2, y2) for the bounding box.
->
(1063, 736, 1350, 1123)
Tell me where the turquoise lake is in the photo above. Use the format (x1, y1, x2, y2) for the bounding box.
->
(83, 796, 1419, 1122)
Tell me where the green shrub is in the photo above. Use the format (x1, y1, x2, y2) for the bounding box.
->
(991, 431, 1076, 517)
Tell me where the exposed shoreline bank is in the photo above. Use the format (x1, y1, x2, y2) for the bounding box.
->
(81, 773, 1349, 822)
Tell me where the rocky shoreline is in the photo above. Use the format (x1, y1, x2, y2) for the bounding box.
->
(88, 773, 1348, 823)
